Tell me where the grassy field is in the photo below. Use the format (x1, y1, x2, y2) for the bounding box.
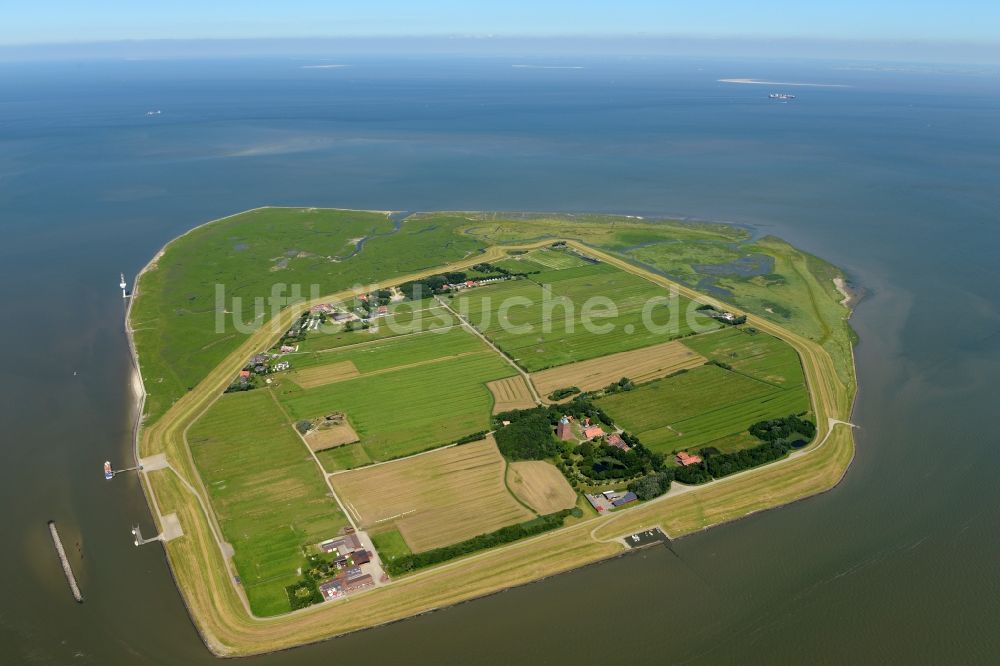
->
(448, 212, 853, 389)
(277, 351, 517, 464)
(131, 208, 483, 425)
(130, 211, 856, 655)
(623, 235, 855, 388)
(596, 361, 809, 452)
(454, 261, 719, 371)
(506, 461, 578, 514)
(187, 390, 349, 616)
(330, 438, 534, 552)
(285, 326, 481, 374)
(486, 376, 537, 413)
(531, 339, 705, 398)
(370, 528, 412, 565)
(316, 443, 373, 471)
(681, 327, 806, 389)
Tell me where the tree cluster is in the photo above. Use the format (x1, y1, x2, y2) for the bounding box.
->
(628, 471, 673, 501)
(600, 377, 635, 395)
(547, 386, 581, 401)
(575, 438, 665, 482)
(493, 408, 562, 460)
(398, 271, 469, 300)
(748, 414, 816, 442)
(285, 576, 322, 610)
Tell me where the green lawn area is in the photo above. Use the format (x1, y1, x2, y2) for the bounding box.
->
(520, 247, 592, 270)
(597, 343, 810, 453)
(286, 326, 482, 373)
(276, 351, 517, 464)
(370, 528, 412, 564)
(453, 262, 719, 371)
(187, 390, 349, 616)
(316, 443, 373, 472)
(681, 327, 805, 389)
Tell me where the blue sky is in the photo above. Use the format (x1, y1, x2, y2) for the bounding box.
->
(1, 0, 997, 45)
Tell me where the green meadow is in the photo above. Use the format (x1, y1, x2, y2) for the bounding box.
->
(286, 326, 481, 373)
(454, 261, 718, 371)
(187, 389, 349, 616)
(596, 351, 809, 453)
(682, 327, 806, 389)
(276, 350, 517, 464)
(131, 208, 482, 425)
(134, 210, 852, 427)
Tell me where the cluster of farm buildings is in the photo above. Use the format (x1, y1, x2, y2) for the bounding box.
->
(438, 276, 508, 291)
(553, 414, 704, 513)
(233, 352, 291, 389)
(315, 531, 382, 600)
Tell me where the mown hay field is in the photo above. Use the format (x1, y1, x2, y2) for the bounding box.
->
(187, 390, 349, 616)
(330, 438, 534, 552)
(302, 419, 359, 451)
(487, 376, 536, 413)
(288, 360, 360, 389)
(506, 461, 577, 514)
(453, 261, 719, 371)
(532, 339, 705, 398)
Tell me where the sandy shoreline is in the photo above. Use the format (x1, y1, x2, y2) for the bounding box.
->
(833, 276, 852, 307)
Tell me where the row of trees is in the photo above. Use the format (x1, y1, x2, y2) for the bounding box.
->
(453, 430, 489, 445)
(702, 439, 794, 478)
(383, 509, 577, 576)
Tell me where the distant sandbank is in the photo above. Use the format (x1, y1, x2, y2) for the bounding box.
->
(718, 78, 848, 88)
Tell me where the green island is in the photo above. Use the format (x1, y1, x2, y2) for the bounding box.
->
(128, 208, 856, 655)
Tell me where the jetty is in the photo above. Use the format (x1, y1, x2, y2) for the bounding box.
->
(48, 520, 83, 603)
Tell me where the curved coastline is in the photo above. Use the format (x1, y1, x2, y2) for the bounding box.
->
(125, 207, 858, 656)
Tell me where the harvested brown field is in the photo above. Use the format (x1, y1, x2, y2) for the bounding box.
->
(506, 461, 577, 514)
(532, 340, 706, 400)
(289, 360, 359, 389)
(487, 376, 536, 413)
(302, 413, 359, 451)
(329, 437, 534, 552)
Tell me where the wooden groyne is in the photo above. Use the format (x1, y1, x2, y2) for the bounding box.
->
(48, 520, 83, 603)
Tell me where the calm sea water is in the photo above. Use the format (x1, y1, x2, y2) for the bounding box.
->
(1, 56, 999, 664)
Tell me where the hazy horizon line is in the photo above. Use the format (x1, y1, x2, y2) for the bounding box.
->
(2, 34, 998, 66)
